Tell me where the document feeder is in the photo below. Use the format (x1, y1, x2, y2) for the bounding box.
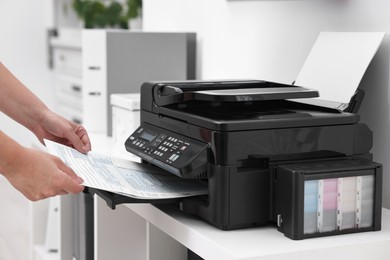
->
(93, 79, 382, 240)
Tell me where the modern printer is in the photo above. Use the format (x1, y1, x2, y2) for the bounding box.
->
(95, 79, 382, 240)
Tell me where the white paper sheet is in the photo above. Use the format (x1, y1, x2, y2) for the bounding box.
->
(295, 32, 386, 104)
(45, 140, 208, 199)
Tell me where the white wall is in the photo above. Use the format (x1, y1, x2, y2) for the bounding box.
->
(143, 0, 348, 82)
(0, 0, 54, 146)
(143, 0, 390, 208)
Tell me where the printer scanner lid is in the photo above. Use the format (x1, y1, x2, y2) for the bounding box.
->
(142, 80, 360, 131)
(152, 80, 318, 107)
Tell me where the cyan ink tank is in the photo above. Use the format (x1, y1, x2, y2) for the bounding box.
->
(274, 157, 382, 240)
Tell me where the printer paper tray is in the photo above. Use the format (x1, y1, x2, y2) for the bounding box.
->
(88, 188, 181, 209)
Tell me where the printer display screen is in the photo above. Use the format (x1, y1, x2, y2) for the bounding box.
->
(140, 131, 157, 142)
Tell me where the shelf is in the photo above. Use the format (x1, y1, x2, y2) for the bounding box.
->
(33, 245, 58, 260)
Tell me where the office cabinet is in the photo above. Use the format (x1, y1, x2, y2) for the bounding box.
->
(50, 29, 197, 134)
(55, 74, 83, 124)
(30, 196, 73, 260)
(50, 31, 84, 124)
(82, 30, 196, 135)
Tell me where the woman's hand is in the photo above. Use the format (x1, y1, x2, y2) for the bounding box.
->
(0, 62, 90, 201)
(34, 110, 91, 154)
(0, 132, 84, 201)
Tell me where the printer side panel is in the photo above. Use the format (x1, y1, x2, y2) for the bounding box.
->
(182, 164, 271, 230)
(215, 125, 370, 165)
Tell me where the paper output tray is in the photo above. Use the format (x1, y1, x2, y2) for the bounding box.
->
(88, 188, 180, 209)
(154, 80, 319, 106)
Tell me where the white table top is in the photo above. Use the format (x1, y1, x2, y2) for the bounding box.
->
(90, 133, 390, 259)
(126, 204, 390, 260)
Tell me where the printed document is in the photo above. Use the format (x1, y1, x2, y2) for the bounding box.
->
(45, 140, 208, 199)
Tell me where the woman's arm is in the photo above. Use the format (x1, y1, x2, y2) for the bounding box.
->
(0, 62, 91, 153)
(0, 61, 91, 200)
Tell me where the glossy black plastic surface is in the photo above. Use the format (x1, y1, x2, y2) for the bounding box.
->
(95, 80, 381, 237)
(149, 80, 318, 107)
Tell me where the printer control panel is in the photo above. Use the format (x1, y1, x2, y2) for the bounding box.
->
(125, 123, 208, 178)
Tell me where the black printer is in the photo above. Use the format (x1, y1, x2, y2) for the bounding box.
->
(97, 79, 383, 240)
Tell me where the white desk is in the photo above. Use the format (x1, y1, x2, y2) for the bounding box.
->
(90, 134, 390, 260)
(125, 204, 390, 260)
